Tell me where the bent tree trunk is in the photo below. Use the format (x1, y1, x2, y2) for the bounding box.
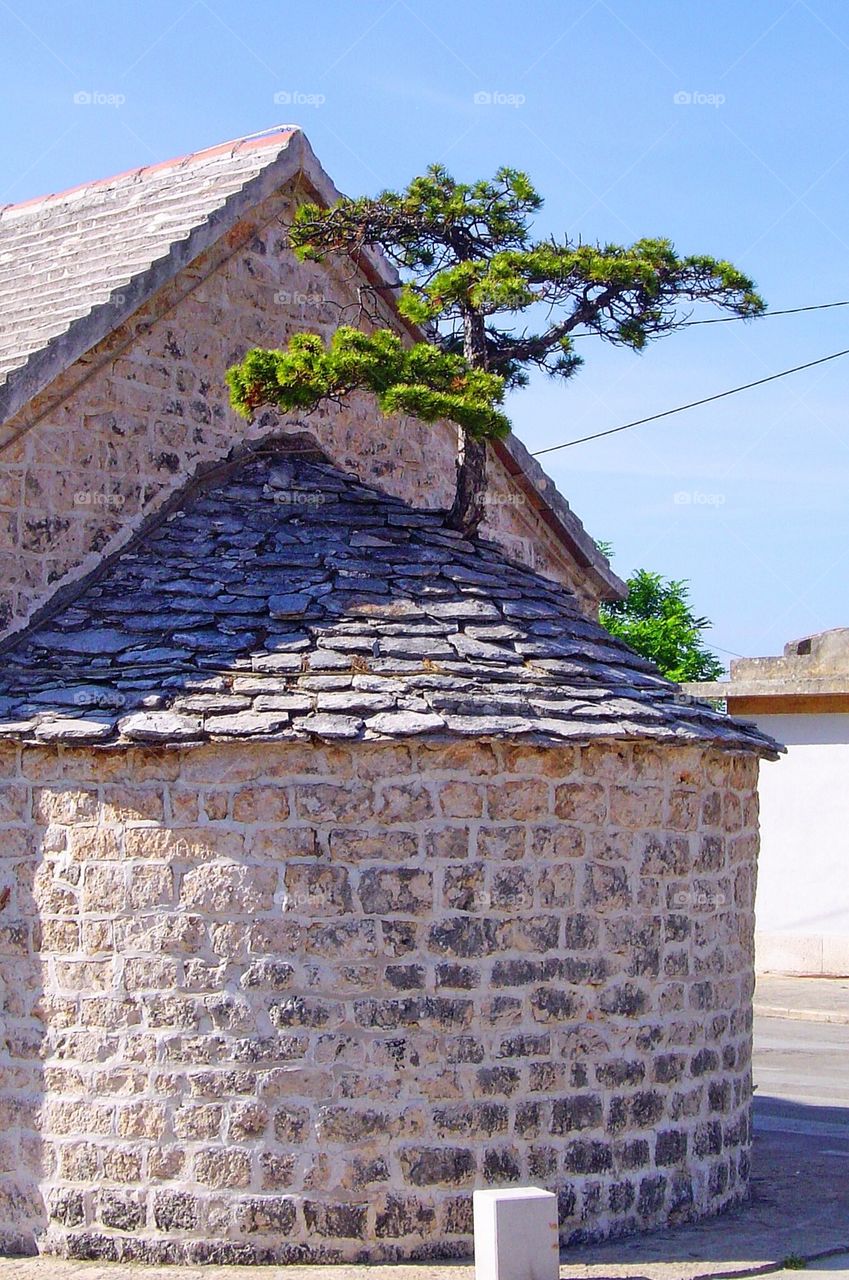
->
(446, 309, 489, 535)
(446, 430, 487, 534)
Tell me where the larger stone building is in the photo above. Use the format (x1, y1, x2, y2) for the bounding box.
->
(0, 127, 776, 1264)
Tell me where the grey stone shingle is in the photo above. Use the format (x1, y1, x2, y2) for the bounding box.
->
(0, 438, 779, 757)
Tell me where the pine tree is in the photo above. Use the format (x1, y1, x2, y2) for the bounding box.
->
(600, 568, 725, 683)
(228, 165, 763, 534)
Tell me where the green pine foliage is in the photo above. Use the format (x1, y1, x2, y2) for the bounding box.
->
(600, 568, 725, 683)
(228, 163, 764, 438)
(226, 327, 509, 439)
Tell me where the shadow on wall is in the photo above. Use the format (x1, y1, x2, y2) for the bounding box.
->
(559, 1097, 849, 1269)
(0, 765, 47, 1253)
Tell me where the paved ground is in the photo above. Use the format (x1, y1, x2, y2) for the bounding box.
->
(755, 974, 849, 1025)
(2, 974, 848, 1280)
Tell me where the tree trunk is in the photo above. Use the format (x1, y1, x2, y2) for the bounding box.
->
(446, 430, 487, 533)
(446, 310, 489, 534)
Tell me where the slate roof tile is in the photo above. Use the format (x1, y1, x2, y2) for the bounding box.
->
(0, 438, 779, 757)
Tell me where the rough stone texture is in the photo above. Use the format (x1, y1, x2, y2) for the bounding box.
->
(0, 737, 761, 1263)
(0, 133, 614, 640)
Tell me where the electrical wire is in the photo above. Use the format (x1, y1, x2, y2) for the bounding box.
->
(532, 346, 849, 456)
(681, 298, 849, 326)
(568, 297, 849, 337)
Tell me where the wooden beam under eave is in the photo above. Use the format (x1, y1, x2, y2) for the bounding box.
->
(728, 693, 849, 716)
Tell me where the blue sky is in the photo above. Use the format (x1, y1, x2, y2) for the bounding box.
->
(2, 0, 848, 664)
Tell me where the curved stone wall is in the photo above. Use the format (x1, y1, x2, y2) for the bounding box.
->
(0, 736, 759, 1263)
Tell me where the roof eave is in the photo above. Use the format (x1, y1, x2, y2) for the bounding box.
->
(493, 434, 626, 602)
(684, 677, 849, 699)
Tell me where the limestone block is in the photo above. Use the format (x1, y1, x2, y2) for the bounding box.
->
(0, 738, 762, 1263)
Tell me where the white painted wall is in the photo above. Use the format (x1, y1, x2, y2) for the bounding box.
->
(752, 711, 849, 975)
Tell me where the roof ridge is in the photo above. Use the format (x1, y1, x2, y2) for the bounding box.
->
(0, 125, 300, 217)
(0, 128, 312, 427)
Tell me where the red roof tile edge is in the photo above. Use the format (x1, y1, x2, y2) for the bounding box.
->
(0, 125, 300, 216)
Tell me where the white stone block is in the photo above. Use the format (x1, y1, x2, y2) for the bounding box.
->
(821, 934, 849, 977)
(756, 931, 824, 975)
(473, 1186, 559, 1280)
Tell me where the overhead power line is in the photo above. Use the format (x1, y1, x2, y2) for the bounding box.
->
(532, 346, 849, 456)
(680, 298, 849, 326)
(568, 297, 849, 339)
(708, 643, 745, 660)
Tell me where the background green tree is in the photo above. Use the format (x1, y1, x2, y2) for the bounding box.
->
(228, 164, 764, 533)
(599, 565, 725, 683)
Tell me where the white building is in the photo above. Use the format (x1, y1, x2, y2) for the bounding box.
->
(686, 629, 849, 976)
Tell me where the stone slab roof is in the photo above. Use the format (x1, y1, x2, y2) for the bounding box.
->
(0, 437, 778, 756)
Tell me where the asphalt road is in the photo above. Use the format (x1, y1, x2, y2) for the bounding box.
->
(752, 1011, 849, 1279)
(753, 1011, 849, 1149)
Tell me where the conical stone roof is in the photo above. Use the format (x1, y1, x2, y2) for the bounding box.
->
(0, 436, 778, 756)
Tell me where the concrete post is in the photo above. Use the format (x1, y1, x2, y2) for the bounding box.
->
(473, 1186, 560, 1280)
